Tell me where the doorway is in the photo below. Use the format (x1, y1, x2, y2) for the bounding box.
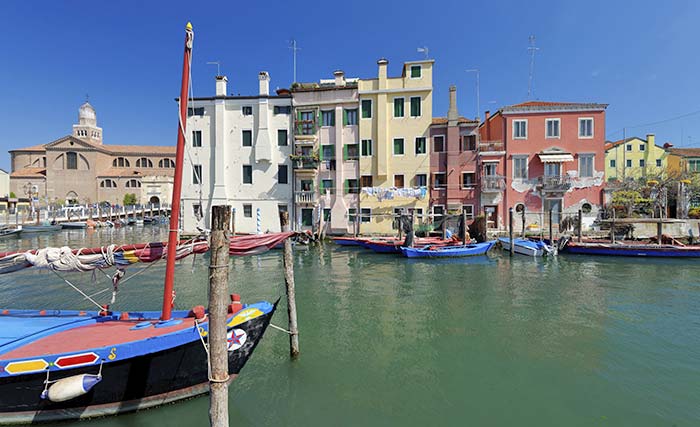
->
(484, 205, 498, 229)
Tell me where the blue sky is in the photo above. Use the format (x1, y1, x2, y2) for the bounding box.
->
(2, 0, 700, 171)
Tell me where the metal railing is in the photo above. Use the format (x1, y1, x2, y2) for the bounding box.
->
(293, 158, 319, 170)
(294, 120, 316, 136)
(478, 140, 504, 152)
(537, 175, 572, 192)
(481, 175, 506, 191)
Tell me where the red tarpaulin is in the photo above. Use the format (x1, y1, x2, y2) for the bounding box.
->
(229, 232, 295, 256)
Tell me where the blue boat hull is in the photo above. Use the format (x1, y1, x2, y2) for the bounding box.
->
(360, 241, 401, 253)
(401, 241, 495, 258)
(564, 242, 700, 257)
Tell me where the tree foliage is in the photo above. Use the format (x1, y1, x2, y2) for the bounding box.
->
(123, 193, 137, 206)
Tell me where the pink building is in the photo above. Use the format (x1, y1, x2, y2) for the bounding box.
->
(479, 101, 608, 229)
(429, 86, 479, 221)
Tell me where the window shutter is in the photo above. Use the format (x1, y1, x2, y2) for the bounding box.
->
(343, 109, 348, 126)
(344, 179, 349, 194)
(319, 146, 324, 161)
(343, 145, 348, 161)
(296, 110, 302, 134)
(317, 109, 322, 128)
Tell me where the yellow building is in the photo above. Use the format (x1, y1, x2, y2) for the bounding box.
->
(666, 148, 700, 175)
(357, 59, 433, 234)
(605, 134, 670, 180)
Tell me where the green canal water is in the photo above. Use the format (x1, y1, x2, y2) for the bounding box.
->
(1, 227, 699, 426)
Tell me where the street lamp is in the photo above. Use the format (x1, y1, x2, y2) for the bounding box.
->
(465, 69, 480, 121)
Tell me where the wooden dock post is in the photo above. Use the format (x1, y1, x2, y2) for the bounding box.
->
(548, 208, 553, 244)
(521, 208, 526, 238)
(279, 211, 300, 358)
(441, 214, 447, 240)
(208, 205, 231, 427)
(577, 209, 583, 242)
(611, 208, 616, 244)
(508, 207, 514, 256)
(461, 209, 467, 245)
(657, 220, 663, 245)
(397, 212, 403, 241)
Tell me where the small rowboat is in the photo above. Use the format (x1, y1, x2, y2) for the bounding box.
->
(360, 237, 453, 254)
(330, 237, 364, 246)
(21, 225, 63, 234)
(498, 237, 554, 257)
(401, 241, 496, 258)
(0, 228, 21, 239)
(61, 222, 87, 230)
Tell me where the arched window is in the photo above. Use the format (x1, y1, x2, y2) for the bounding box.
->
(66, 152, 78, 170)
(136, 157, 153, 168)
(100, 179, 117, 188)
(125, 179, 141, 188)
(113, 157, 130, 168)
(158, 158, 175, 168)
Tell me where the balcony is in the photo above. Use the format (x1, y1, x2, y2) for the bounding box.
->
(292, 156, 319, 171)
(295, 191, 317, 204)
(294, 120, 317, 136)
(537, 175, 572, 194)
(481, 175, 506, 192)
(478, 140, 505, 155)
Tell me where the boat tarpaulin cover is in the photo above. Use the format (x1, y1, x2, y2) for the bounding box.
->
(230, 232, 295, 256)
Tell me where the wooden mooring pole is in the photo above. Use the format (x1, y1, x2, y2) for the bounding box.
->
(548, 208, 553, 244)
(208, 205, 231, 427)
(508, 207, 514, 255)
(279, 211, 300, 358)
(610, 208, 616, 244)
(577, 209, 583, 243)
(461, 209, 467, 245)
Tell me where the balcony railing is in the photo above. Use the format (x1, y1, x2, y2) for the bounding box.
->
(294, 120, 317, 136)
(481, 175, 506, 192)
(478, 140, 505, 153)
(292, 157, 319, 170)
(295, 191, 317, 204)
(537, 175, 572, 192)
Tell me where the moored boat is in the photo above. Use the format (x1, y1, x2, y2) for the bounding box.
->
(330, 236, 364, 246)
(0, 23, 281, 424)
(562, 240, 700, 257)
(401, 241, 496, 258)
(0, 228, 21, 239)
(61, 222, 88, 229)
(498, 237, 554, 256)
(20, 224, 62, 234)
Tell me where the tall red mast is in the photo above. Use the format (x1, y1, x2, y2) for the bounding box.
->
(161, 22, 193, 320)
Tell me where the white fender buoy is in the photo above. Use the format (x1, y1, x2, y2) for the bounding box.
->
(45, 374, 102, 402)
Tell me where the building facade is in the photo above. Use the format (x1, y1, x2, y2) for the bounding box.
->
(181, 73, 293, 234)
(290, 71, 360, 234)
(358, 59, 433, 234)
(9, 102, 175, 206)
(667, 147, 700, 175)
(605, 134, 669, 180)
(479, 101, 608, 229)
(0, 169, 8, 198)
(429, 85, 480, 222)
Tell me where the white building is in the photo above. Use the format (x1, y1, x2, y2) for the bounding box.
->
(182, 72, 293, 233)
(0, 169, 8, 198)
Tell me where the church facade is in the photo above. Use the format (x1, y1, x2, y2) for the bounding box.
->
(9, 102, 175, 206)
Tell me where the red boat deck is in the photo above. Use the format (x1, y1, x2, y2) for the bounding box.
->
(0, 317, 197, 360)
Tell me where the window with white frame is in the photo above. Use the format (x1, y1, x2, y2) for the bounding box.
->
(513, 156, 528, 180)
(415, 137, 427, 155)
(360, 208, 371, 223)
(656, 159, 662, 167)
(242, 106, 253, 116)
(462, 172, 476, 188)
(463, 205, 474, 219)
(393, 98, 404, 118)
(579, 154, 594, 178)
(361, 139, 372, 156)
(393, 138, 404, 156)
(639, 144, 645, 151)
(410, 97, 421, 117)
(433, 135, 445, 152)
(410, 65, 422, 78)
(626, 159, 632, 167)
(546, 119, 560, 138)
(321, 110, 335, 127)
(579, 118, 593, 138)
(513, 120, 527, 139)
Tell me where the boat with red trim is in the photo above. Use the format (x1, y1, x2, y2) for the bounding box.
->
(0, 23, 280, 424)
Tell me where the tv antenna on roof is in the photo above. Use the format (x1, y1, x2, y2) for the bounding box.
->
(289, 39, 301, 83)
(417, 46, 429, 59)
(206, 61, 221, 76)
(527, 35, 539, 99)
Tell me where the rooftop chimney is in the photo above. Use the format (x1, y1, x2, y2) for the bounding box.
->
(258, 71, 270, 96)
(215, 75, 227, 97)
(447, 85, 459, 126)
(377, 58, 388, 89)
(484, 110, 490, 122)
(646, 133, 655, 149)
(334, 70, 346, 87)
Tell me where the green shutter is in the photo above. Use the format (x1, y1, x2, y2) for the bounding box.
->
(296, 110, 302, 134)
(317, 109, 322, 128)
(344, 179, 349, 194)
(343, 145, 348, 161)
(343, 109, 348, 126)
(319, 146, 324, 161)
